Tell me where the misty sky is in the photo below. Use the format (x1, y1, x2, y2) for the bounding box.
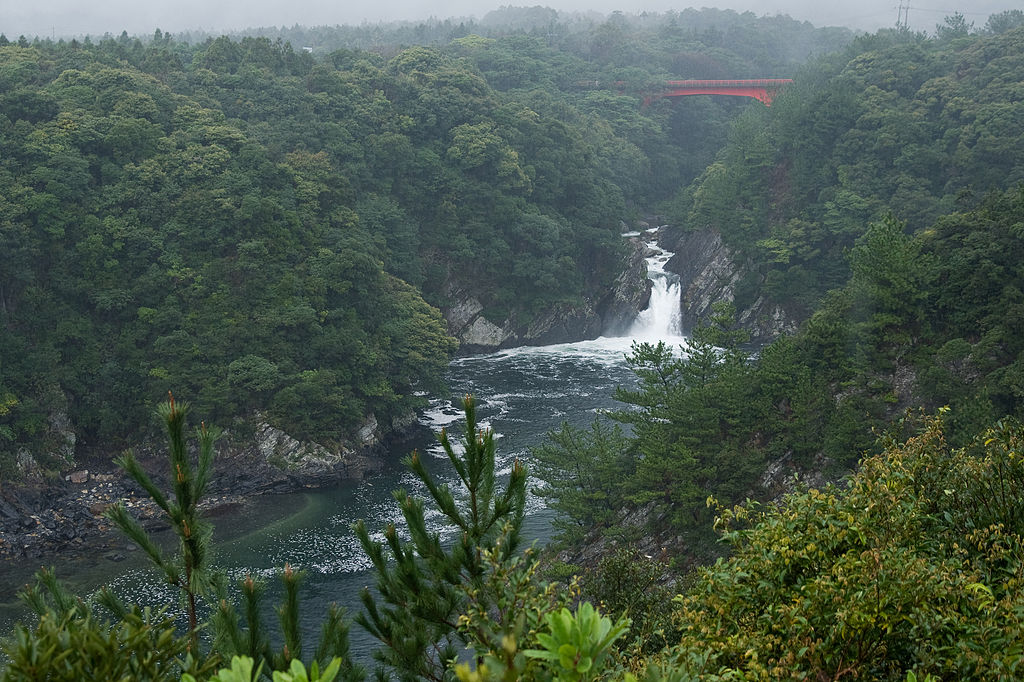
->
(2, 0, 1018, 40)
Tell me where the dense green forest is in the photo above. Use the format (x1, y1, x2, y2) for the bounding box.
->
(539, 16, 1024, 558)
(0, 8, 847, 474)
(673, 14, 1024, 315)
(5, 5, 1024, 682)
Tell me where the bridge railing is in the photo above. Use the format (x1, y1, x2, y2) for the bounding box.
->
(577, 79, 794, 91)
(662, 79, 794, 88)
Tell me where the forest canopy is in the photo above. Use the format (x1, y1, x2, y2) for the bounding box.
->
(0, 9, 849, 472)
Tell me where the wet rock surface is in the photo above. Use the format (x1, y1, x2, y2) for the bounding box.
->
(444, 222, 655, 353)
(661, 227, 797, 344)
(0, 420, 395, 563)
(444, 285, 606, 354)
(0, 467, 257, 562)
(597, 237, 652, 336)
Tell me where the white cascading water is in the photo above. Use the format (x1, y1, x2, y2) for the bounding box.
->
(625, 228, 684, 342)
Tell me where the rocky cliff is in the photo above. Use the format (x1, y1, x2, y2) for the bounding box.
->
(661, 227, 797, 344)
(597, 237, 652, 336)
(443, 238, 650, 353)
(445, 291, 603, 354)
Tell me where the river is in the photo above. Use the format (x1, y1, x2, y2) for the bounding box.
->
(0, 229, 686, 664)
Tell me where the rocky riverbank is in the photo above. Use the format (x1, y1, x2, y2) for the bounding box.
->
(0, 414, 422, 564)
(0, 470, 247, 563)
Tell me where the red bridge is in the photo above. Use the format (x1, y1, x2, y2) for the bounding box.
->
(650, 79, 794, 106)
(580, 79, 794, 106)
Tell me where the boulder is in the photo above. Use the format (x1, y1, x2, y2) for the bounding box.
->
(462, 316, 515, 349)
(67, 470, 90, 484)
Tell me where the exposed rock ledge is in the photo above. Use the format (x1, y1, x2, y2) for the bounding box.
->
(444, 286, 603, 354)
(0, 412, 416, 562)
(443, 238, 651, 354)
(661, 227, 797, 344)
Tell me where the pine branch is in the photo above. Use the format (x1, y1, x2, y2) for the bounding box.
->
(17, 567, 86, 619)
(193, 421, 220, 501)
(355, 395, 528, 681)
(115, 451, 171, 515)
(241, 574, 270, 664)
(210, 593, 246, 659)
(94, 586, 128, 621)
(103, 502, 172, 578)
(277, 564, 303, 665)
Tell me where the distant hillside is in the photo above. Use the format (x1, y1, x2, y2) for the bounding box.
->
(673, 22, 1024, 318)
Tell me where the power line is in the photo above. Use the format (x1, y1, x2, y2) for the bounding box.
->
(905, 6, 1001, 16)
(897, 3, 996, 30)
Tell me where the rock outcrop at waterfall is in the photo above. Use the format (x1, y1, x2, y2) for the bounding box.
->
(660, 227, 797, 344)
(443, 238, 650, 353)
(442, 222, 798, 352)
(597, 237, 652, 336)
(443, 287, 602, 354)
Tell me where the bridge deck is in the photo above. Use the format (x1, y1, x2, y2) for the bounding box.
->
(656, 79, 794, 105)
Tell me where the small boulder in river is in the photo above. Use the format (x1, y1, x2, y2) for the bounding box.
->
(67, 470, 89, 484)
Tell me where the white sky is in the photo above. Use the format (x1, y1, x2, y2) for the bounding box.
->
(1, 1, 1018, 39)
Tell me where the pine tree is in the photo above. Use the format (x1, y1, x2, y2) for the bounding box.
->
(104, 392, 219, 653)
(210, 565, 365, 681)
(354, 395, 527, 681)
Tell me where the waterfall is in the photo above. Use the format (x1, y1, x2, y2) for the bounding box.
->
(626, 228, 685, 342)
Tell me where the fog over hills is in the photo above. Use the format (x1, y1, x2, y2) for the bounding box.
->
(3, 0, 1018, 39)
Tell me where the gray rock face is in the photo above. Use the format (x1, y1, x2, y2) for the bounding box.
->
(757, 451, 837, 501)
(662, 228, 797, 344)
(249, 415, 381, 483)
(443, 234, 654, 353)
(17, 450, 42, 479)
(356, 414, 378, 447)
(597, 238, 652, 336)
(524, 303, 603, 346)
(17, 393, 77, 482)
(446, 296, 484, 332)
(462, 315, 515, 349)
(255, 422, 338, 472)
(443, 284, 604, 354)
(48, 402, 76, 466)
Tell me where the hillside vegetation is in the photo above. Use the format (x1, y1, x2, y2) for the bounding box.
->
(540, 19, 1024, 561)
(5, 8, 1024, 682)
(0, 9, 847, 474)
(675, 19, 1024, 316)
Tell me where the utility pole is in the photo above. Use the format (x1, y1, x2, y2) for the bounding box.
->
(896, 1, 911, 31)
